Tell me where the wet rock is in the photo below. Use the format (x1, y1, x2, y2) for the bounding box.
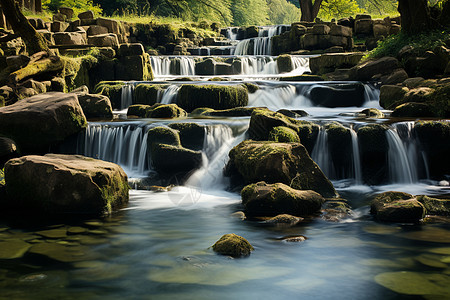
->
(277, 54, 294, 73)
(168, 123, 205, 151)
(191, 106, 263, 117)
(241, 182, 324, 217)
(226, 141, 337, 198)
(28, 242, 88, 263)
(77, 93, 113, 120)
(280, 74, 325, 81)
(309, 52, 363, 74)
(370, 191, 425, 223)
(4, 154, 129, 215)
(133, 83, 168, 106)
(280, 235, 307, 242)
(379, 85, 409, 109)
(263, 214, 303, 226)
(268, 126, 300, 143)
(212, 233, 254, 257)
(177, 84, 248, 112)
(360, 108, 385, 118)
(128, 103, 187, 119)
(276, 109, 308, 118)
(309, 83, 366, 107)
(321, 200, 352, 222)
(357, 124, 388, 185)
(0, 92, 87, 153)
(391, 102, 437, 118)
(325, 122, 352, 177)
(416, 195, 450, 216)
(349, 57, 400, 81)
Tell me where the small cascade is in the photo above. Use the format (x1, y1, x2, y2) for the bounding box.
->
(241, 56, 278, 75)
(350, 127, 362, 184)
(120, 83, 134, 110)
(290, 56, 311, 75)
(78, 123, 151, 177)
(311, 127, 335, 178)
(235, 37, 272, 55)
(179, 57, 196, 75)
(248, 84, 311, 109)
(202, 124, 234, 159)
(160, 85, 181, 104)
(150, 56, 170, 76)
(386, 126, 418, 183)
(150, 56, 196, 76)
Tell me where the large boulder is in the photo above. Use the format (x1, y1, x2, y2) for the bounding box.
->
(325, 122, 352, 177)
(168, 123, 205, 151)
(309, 52, 364, 75)
(349, 57, 401, 81)
(309, 83, 366, 107)
(4, 154, 129, 215)
(0, 92, 87, 153)
(177, 84, 248, 112)
(241, 181, 325, 217)
(94, 81, 124, 109)
(248, 109, 319, 152)
(76, 93, 113, 120)
(379, 85, 409, 109)
(226, 141, 337, 198)
(370, 191, 425, 223)
(134, 83, 168, 105)
(127, 104, 187, 119)
(53, 32, 85, 45)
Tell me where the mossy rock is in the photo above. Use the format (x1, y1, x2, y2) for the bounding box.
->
(357, 124, 388, 185)
(149, 104, 187, 118)
(277, 54, 294, 73)
(325, 122, 352, 178)
(391, 102, 437, 118)
(416, 195, 450, 216)
(177, 84, 248, 112)
(77, 93, 113, 120)
(248, 109, 319, 152)
(370, 191, 425, 223)
(212, 233, 254, 257)
(427, 83, 450, 118)
(191, 106, 264, 117)
(241, 181, 325, 217)
(168, 123, 205, 151)
(268, 126, 300, 143)
(226, 140, 337, 198)
(414, 121, 450, 179)
(127, 104, 151, 118)
(151, 144, 203, 175)
(242, 83, 259, 93)
(264, 214, 303, 226)
(360, 108, 385, 118)
(93, 81, 125, 109)
(134, 83, 168, 105)
(147, 126, 181, 150)
(379, 85, 409, 110)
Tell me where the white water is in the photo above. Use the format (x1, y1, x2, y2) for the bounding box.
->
(120, 83, 134, 110)
(160, 85, 180, 104)
(350, 127, 362, 184)
(234, 25, 287, 55)
(311, 127, 335, 179)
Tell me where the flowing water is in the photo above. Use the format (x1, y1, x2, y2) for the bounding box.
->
(2, 53, 450, 299)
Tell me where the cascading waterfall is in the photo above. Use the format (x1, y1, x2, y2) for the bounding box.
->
(150, 56, 171, 76)
(248, 84, 312, 109)
(311, 127, 335, 179)
(234, 25, 287, 55)
(150, 56, 196, 76)
(350, 127, 362, 184)
(120, 83, 134, 110)
(240, 56, 278, 75)
(290, 56, 311, 75)
(160, 85, 180, 104)
(78, 123, 151, 177)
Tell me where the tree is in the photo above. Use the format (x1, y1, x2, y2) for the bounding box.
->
(298, 0, 323, 22)
(398, 0, 433, 34)
(319, 0, 362, 19)
(0, 0, 49, 54)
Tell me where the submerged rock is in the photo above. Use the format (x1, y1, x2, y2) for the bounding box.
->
(241, 182, 324, 217)
(212, 233, 254, 257)
(226, 141, 337, 198)
(4, 154, 129, 215)
(0, 92, 87, 153)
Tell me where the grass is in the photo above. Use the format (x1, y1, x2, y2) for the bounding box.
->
(367, 29, 450, 59)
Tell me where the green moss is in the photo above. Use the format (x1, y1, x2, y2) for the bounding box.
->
(177, 84, 249, 112)
(100, 179, 130, 215)
(134, 84, 168, 105)
(94, 81, 125, 109)
(61, 55, 98, 91)
(242, 83, 259, 93)
(417, 195, 450, 216)
(268, 126, 300, 143)
(168, 123, 205, 150)
(147, 126, 181, 151)
(212, 233, 254, 257)
(277, 54, 294, 73)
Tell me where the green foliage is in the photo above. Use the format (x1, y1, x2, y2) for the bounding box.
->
(368, 30, 450, 59)
(355, 0, 397, 15)
(266, 0, 300, 24)
(318, 0, 362, 20)
(232, 0, 269, 26)
(43, 0, 103, 16)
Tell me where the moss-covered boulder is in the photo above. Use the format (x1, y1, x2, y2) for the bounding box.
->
(4, 154, 129, 215)
(212, 233, 254, 257)
(370, 191, 425, 223)
(391, 102, 437, 118)
(241, 181, 325, 217)
(77, 93, 113, 120)
(134, 83, 168, 105)
(360, 108, 385, 118)
(309, 52, 364, 75)
(94, 81, 125, 109)
(127, 104, 187, 119)
(147, 126, 202, 175)
(127, 104, 151, 118)
(277, 54, 294, 73)
(268, 126, 300, 143)
(325, 122, 352, 178)
(177, 84, 248, 112)
(191, 106, 264, 117)
(357, 124, 388, 185)
(0, 92, 87, 154)
(309, 83, 366, 107)
(379, 85, 409, 109)
(416, 195, 450, 216)
(414, 121, 450, 179)
(168, 123, 205, 151)
(248, 109, 319, 152)
(226, 141, 337, 198)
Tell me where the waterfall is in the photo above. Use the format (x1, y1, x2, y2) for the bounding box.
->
(179, 57, 196, 75)
(235, 37, 272, 55)
(290, 56, 311, 75)
(160, 85, 181, 104)
(248, 84, 312, 109)
(78, 123, 151, 177)
(120, 83, 134, 110)
(202, 124, 234, 159)
(386, 127, 418, 183)
(350, 127, 362, 184)
(150, 56, 195, 76)
(150, 57, 171, 76)
(311, 127, 335, 179)
(241, 56, 278, 75)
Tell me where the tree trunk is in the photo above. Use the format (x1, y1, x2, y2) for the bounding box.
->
(398, 0, 432, 34)
(299, 0, 323, 22)
(0, 0, 49, 54)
